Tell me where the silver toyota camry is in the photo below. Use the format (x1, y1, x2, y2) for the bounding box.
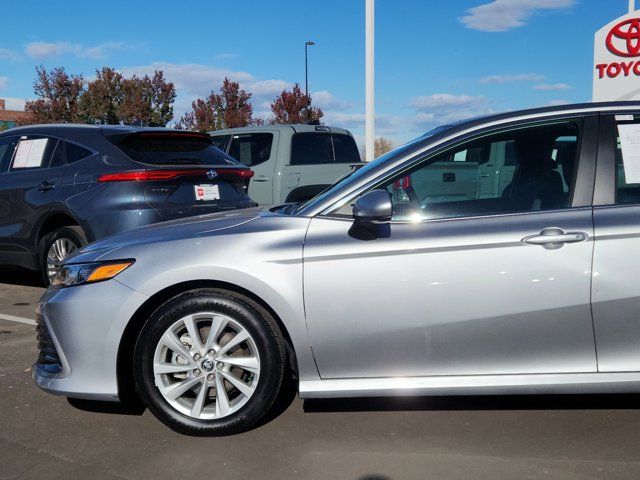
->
(34, 102, 640, 435)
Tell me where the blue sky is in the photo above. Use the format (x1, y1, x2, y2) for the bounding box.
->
(0, 0, 631, 146)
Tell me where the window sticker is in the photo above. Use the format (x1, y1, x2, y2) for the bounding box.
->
(618, 124, 640, 184)
(13, 139, 49, 169)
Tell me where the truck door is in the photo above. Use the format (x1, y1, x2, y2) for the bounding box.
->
(227, 132, 278, 205)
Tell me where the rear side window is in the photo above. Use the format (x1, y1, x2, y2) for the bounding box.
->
(228, 133, 273, 166)
(616, 117, 640, 205)
(66, 142, 93, 164)
(113, 133, 239, 166)
(10, 137, 58, 170)
(211, 135, 230, 151)
(291, 133, 360, 165)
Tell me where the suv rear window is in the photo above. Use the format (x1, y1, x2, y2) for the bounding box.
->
(114, 133, 239, 166)
(291, 133, 360, 165)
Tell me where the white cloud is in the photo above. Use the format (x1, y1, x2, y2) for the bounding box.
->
(411, 93, 487, 110)
(0, 76, 8, 91)
(0, 48, 21, 62)
(533, 83, 571, 91)
(480, 73, 544, 84)
(545, 99, 570, 106)
(312, 90, 353, 111)
(460, 0, 575, 32)
(410, 93, 494, 126)
(25, 41, 136, 60)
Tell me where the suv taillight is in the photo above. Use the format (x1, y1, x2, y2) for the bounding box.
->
(98, 168, 254, 182)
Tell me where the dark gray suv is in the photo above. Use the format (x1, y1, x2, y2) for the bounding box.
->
(0, 125, 255, 284)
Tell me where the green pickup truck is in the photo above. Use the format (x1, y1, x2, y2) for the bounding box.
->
(210, 124, 365, 205)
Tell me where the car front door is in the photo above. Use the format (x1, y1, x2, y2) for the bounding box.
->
(303, 117, 599, 379)
(0, 135, 65, 265)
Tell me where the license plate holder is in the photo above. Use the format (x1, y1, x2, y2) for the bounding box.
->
(194, 184, 220, 201)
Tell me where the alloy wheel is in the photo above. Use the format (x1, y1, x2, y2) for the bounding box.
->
(46, 238, 77, 282)
(152, 312, 261, 420)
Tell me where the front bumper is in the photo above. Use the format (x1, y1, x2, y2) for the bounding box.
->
(33, 279, 148, 401)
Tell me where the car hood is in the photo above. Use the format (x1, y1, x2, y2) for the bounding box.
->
(69, 207, 266, 263)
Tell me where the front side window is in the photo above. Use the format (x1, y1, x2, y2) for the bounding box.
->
(211, 135, 230, 151)
(351, 121, 580, 221)
(228, 133, 273, 166)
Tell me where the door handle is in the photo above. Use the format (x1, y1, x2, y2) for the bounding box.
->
(522, 228, 588, 250)
(253, 175, 270, 182)
(38, 181, 55, 192)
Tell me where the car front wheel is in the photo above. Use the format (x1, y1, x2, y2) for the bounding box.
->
(134, 289, 287, 435)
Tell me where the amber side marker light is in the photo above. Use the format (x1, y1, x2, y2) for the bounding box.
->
(86, 261, 134, 283)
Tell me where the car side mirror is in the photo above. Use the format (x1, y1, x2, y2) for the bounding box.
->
(353, 189, 392, 224)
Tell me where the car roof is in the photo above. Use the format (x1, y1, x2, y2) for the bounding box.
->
(0, 124, 192, 137)
(209, 124, 353, 136)
(431, 101, 640, 136)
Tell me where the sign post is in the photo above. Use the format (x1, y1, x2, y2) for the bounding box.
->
(593, 9, 640, 101)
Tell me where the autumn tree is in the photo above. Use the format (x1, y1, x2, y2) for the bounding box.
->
(176, 77, 255, 132)
(21, 66, 176, 127)
(118, 71, 176, 127)
(79, 67, 123, 124)
(22, 66, 84, 124)
(375, 137, 393, 157)
(269, 83, 323, 125)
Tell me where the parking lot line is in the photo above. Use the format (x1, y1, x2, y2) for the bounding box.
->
(0, 313, 35, 326)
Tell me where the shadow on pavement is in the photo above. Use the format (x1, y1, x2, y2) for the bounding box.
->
(303, 393, 640, 413)
(0, 266, 44, 288)
(67, 397, 146, 416)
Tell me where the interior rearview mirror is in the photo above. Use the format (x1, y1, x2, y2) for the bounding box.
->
(353, 189, 392, 224)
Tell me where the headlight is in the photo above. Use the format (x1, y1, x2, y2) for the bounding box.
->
(52, 260, 135, 287)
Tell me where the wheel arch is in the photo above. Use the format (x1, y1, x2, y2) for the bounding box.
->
(35, 211, 86, 248)
(116, 279, 299, 403)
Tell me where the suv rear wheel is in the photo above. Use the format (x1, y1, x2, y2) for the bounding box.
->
(39, 225, 88, 285)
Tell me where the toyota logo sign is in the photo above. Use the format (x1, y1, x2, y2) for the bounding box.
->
(606, 18, 640, 57)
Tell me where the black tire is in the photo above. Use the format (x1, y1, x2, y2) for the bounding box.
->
(133, 288, 287, 436)
(39, 225, 88, 286)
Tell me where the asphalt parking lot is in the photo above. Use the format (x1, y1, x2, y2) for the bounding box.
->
(1, 271, 640, 480)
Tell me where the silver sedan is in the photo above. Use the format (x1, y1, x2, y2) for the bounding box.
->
(34, 102, 640, 435)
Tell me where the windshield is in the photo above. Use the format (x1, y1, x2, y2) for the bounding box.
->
(113, 132, 241, 166)
(293, 127, 449, 214)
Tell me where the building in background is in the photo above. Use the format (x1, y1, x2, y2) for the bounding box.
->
(0, 99, 28, 130)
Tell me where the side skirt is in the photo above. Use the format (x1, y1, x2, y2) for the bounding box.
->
(299, 372, 640, 398)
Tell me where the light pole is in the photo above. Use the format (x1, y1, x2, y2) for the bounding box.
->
(365, 0, 374, 161)
(305, 41, 315, 122)
(631, 0, 636, 13)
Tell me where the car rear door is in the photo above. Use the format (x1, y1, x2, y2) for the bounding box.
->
(303, 116, 599, 379)
(591, 112, 640, 372)
(0, 135, 66, 265)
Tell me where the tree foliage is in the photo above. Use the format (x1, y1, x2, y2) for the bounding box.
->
(176, 78, 257, 132)
(375, 137, 393, 158)
(21, 66, 176, 126)
(269, 83, 323, 125)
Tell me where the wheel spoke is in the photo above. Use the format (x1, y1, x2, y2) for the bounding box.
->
(203, 315, 227, 352)
(215, 330, 249, 357)
(190, 379, 208, 417)
(160, 376, 201, 401)
(183, 315, 203, 352)
(154, 362, 195, 375)
(215, 371, 230, 417)
(160, 330, 195, 362)
(220, 370, 254, 398)
(218, 355, 259, 373)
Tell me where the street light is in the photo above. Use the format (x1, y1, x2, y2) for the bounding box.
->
(305, 41, 315, 122)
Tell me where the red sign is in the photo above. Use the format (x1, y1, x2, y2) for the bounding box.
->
(606, 18, 640, 57)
